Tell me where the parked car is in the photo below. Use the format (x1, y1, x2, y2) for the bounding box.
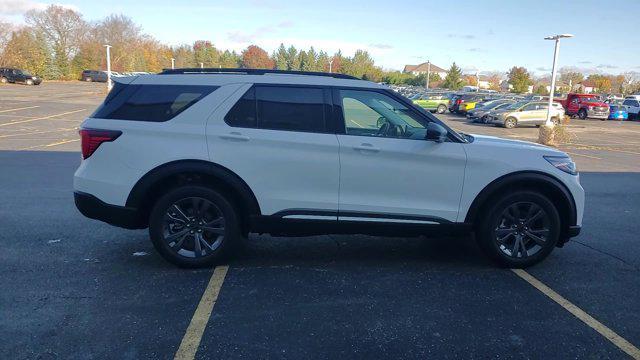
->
(73, 68, 583, 269)
(467, 100, 516, 123)
(450, 93, 485, 114)
(487, 101, 565, 128)
(559, 93, 609, 120)
(606, 100, 628, 120)
(81, 70, 108, 82)
(412, 94, 449, 114)
(622, 95, 640, 120)
(0, 67, 42, 85)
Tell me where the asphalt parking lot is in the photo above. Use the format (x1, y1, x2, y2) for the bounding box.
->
(1, 82, 639, 359)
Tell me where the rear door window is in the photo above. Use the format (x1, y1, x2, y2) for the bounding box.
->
(92, 84, 217, 122)
(224, 85, 327, 133)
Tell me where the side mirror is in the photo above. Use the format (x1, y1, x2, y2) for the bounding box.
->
(425, 123, 448, 143)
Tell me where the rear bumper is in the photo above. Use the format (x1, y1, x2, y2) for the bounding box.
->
(74, 191, 145, 229)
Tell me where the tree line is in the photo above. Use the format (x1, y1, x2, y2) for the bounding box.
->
(1, 4, 638, 95)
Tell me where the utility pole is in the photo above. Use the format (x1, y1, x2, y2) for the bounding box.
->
(425, 60, 431, 89)
(329, 58, 333, 73)
(200, 62, 204, 69)
(476, 71, 480, 91)
(104, 44, 112, 91)
(171, 58, 175, 70)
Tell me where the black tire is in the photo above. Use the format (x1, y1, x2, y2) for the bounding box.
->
(436, 104, 447, 114)
(504, 117, 517, 129)
(481, 115, 489, 124)
(476, 191, 561, 268)
(578, 109, 587, 120)
(149, 185, 242, 268)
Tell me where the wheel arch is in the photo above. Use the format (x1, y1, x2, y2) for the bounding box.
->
(126, 159, 261, 231)
(464, 171, 577, 241)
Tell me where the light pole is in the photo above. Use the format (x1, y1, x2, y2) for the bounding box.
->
(200, 62, 204, 69)
(425, 60, 431, 89)
(544, 34, 573, 126)
(104, 44, 112, 91)
(171, 58, 175, 70)
(328, 58, 333, 73)
(476, 71, 480, 91)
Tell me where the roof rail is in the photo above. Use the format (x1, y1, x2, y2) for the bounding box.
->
(158, 68, 359, 80)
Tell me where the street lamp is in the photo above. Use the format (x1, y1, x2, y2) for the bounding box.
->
(425, 60, 431, 89)
(544, 34, 573, 126)
(104, 44, 112, 91)
(328, 58, 333, 73)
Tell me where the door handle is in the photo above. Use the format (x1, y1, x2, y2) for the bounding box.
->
(353, 143, 380, 153)
(219, 132, 250, 141)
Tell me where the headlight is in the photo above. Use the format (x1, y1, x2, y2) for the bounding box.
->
(544, 155, 577, 175)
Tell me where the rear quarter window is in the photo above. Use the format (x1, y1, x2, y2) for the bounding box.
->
(92, 83, 217, 122)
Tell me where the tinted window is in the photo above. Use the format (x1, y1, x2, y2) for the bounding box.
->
(93, 84, 216, 122)
(225, 87, 257, 128)
(256, 86, 325, 132)
(225, 86, 326, 132)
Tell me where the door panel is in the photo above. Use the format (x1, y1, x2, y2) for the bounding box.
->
(337, 135, 466, 221)
(334, 88, 467, 222)
(207, 84, 339, 216)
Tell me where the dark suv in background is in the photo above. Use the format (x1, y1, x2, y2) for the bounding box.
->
(0, 68, 42, 85)
(449, 93, 485, 114)
(81, 70, 108, 82)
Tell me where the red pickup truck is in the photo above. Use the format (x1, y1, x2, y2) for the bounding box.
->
(556, 93, 609, 120)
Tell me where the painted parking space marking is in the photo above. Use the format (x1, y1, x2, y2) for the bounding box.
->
(175, 265, 229, 360)
(512, 269, 640, 359)
(0, 105, 40, 113)
(564, 151, 602, 160)
(0, 127, 76, 138)
(0, 109, 86, 127)
(18, 138, 79, 150)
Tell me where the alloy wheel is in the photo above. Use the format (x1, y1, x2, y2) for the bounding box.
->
(493, 201, 551, 259)
(162, 197, 226, 258)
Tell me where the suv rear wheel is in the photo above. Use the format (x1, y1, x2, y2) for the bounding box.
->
(149, 185, 241, 268)
(476, 191, 561, 268)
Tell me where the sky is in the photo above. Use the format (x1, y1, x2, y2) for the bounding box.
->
(2, 0, 639, 75)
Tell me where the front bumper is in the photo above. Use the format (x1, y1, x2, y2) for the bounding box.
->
(587, 109, 609, 119)
(74, 191, 145, 229)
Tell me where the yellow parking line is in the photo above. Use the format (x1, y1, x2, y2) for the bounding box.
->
(564, 151, 602, 160)
(18, 138, 79, 150)
(0, 127, 76, 138)
(512, 269, 640, 359)
(175, 266, 229, 360)
(0, 109, 86, 127)
(0, 105, 40, 113)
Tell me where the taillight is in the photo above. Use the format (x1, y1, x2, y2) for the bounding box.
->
(456, 99, 463, 104)
(79, 128, 122, 159)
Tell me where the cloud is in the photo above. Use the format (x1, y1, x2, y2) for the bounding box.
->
(226, 21, 295, 44)
(578, 61, 592, 64)
(536, 67, 551, 72)
(468, 48, 485, 53)
(369, 43, 392, 50)
(447, 33, 475, 40)
(598, 64, 618, 69)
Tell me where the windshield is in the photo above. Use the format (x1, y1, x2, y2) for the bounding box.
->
(504, 101, 528, 110)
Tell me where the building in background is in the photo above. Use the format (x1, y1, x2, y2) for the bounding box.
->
(403, 62, 448, 78)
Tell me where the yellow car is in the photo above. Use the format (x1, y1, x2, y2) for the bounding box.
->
(458, 100, 481, 113)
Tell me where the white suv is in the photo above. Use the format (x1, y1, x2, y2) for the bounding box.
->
(74, 69, 584, 268)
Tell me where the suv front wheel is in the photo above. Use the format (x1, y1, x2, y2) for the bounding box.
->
(149, 185, 241, 268)
(476, 191, 561, 268)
